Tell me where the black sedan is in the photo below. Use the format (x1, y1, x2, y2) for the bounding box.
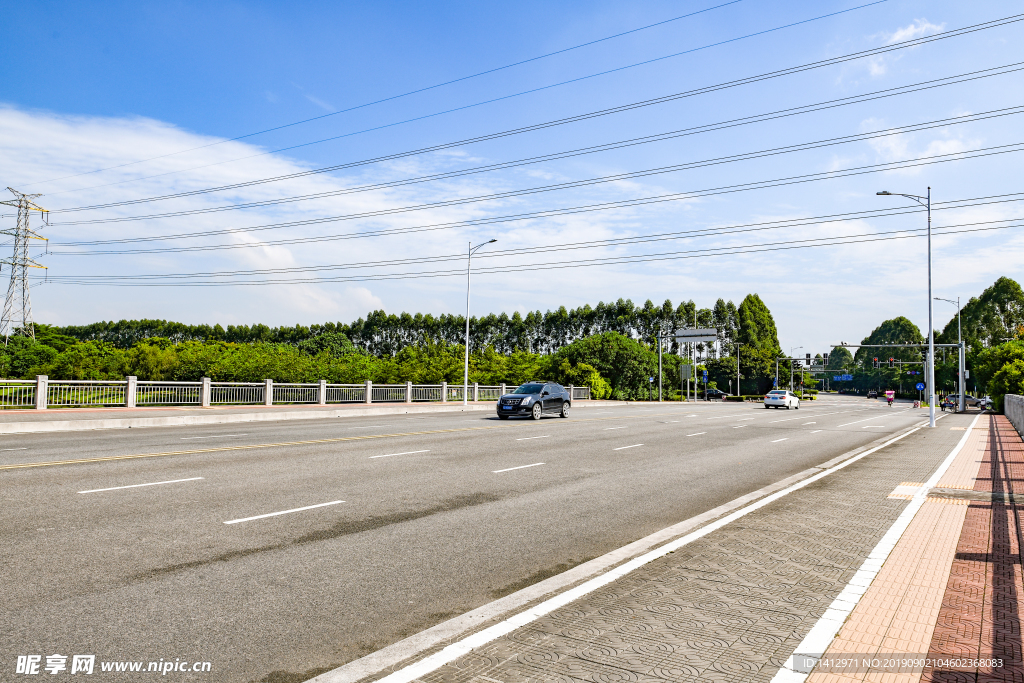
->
(497, 382, 571, 419)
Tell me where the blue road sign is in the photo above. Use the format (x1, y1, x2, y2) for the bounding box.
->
(702, 371, 708, 381)
(916, 382, 925, 391)
(834, 374, 853, 381)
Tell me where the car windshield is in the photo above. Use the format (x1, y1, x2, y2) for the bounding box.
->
(769, 391, 785, 395)
(512, 384, 544, 394)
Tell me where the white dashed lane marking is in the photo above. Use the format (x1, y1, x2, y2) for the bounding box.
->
(79, 477, 204, 494)
(370, 450, 430, 459)
(224, 500, 344, 525)
(613, 444, 644, 451)
(516, 435, 550, 441)
(493, 463, 545, 473)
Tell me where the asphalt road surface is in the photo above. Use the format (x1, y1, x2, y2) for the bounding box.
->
(1, 396, 927, 682)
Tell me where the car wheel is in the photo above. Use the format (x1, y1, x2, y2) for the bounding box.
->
(787, 403, 792, 409)
(531, 403, 543, 420)
(764, 405, 769, 409)
(498, 414, 509, 420)
(560, 402, 570, 418)
(795, 403, 800, 409)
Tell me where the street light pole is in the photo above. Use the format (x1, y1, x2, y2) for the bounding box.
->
(735, 343, 744, 398)
(935, 296, 963, 412)
(463, 239, 496, 406)
(789, 346, 802, 392)
(878, 188, 935, 427)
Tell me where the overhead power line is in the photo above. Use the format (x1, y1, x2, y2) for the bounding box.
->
(42, 220, 1023, 287)
(46, 192, 1024, 258)
(46, 62, 1024, 216)
(40, 6, 1013, 206)
(22, 0, 751, 190)
(48, 115, 1024, 229)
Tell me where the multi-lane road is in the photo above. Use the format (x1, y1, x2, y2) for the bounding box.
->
(2, 397, 927, 681)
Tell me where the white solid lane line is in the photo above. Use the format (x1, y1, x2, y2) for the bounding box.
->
(613, 444, 644, 450)
(493, 462, 545, 473)
(686, 432, 707, 437)
(180, 434, 248, 440)
(80, 477, 204, 494)
(604, 426, 627, 430)
(862, 425, 887, 428)
(516, 435, 550, 441)
(224, 500, 344, 525)
(370, 450, 431, 459)
(771, 438, 789, 443)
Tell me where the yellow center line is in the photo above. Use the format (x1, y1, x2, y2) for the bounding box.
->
(0, 410, 695, 471)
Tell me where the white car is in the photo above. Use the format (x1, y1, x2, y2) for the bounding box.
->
(764, 390, 800, 409)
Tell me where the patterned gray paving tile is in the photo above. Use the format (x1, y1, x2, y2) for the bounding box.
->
(416, 427, 969, 683)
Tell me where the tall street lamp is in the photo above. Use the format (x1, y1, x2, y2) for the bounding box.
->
(463, 239, 496, 406)
(878, 188, 934, 427)
(935, 296, 964, 412)
(735, 343, 744, 398)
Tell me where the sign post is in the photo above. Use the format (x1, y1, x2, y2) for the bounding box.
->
(675, 328, 717, 402)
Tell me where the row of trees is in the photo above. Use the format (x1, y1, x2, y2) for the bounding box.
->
(2, 294, 787, 400)
(52, 298, 745, 358)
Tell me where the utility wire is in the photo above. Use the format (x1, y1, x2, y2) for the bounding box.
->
(45, 193, 1024, 259)
(47, 126, 1024, 231)
(22, 0, 750, 190)
(46, 62, 1024, 217)
(40, 4, 1006, 203)
(43, 221, 1022, 286)
(45, 216, 1024, 279)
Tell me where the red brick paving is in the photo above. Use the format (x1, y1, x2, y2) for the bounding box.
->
(923, 416, 1024, 683)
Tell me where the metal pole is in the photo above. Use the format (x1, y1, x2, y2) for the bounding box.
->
(463, 241, 471, 406)
(658, 334, 663, 402)
(736, 344, 741, 398)
(927, 187, 935, 427)
(957, 297, 964, 413)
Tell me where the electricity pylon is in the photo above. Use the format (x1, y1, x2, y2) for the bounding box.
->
(0, 188, 48, 343)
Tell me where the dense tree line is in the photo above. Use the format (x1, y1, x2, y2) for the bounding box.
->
(52, 297, 745, 358)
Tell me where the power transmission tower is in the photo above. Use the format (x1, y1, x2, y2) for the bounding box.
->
(0, 188, 48, 343)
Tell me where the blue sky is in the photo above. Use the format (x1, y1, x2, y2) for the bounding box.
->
(1, 0, 1022, 355)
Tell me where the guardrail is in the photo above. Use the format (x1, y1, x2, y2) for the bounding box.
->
(0, 376, 591, 410)
(1006, 394, 1024, 439)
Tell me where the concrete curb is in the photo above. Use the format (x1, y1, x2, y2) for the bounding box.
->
(0, 400, 635, 435)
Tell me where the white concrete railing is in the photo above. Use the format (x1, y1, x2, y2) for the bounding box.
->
(1006, 394, 1024, 439)
(0, 376, 590, 410)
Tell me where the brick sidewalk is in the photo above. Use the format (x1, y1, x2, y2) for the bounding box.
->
(801, 414, 1024, 683)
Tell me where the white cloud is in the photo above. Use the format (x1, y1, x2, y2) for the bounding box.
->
(885, 19, 945, 45)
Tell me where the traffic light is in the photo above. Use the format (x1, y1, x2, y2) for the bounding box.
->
(873, 357, 879, 368)
(823, 352, 829, 365)
(888, 357, 895, 368)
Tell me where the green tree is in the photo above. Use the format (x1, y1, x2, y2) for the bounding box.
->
(548, 332, 657, 400)
(736, 294, 781, 356)
(939, 277, 1024, 349)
